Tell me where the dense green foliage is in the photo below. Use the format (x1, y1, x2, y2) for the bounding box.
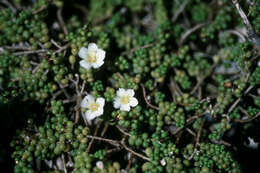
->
(0, 0, 260, 172)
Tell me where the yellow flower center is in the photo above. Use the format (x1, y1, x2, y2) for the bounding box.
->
(86, 51, 97, 63)
(120, 95, 130, 104)
(89, 103, 99, 112)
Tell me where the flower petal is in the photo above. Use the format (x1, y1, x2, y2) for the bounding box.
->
(120, 104, 131, 112)
(86, 94, 95, 102)
(78, 47, 88, 59)
(85, 110, 97, 122)
(113, 97, 121, 109)
(92, 60, 104, 68)
(96, 97, 105, 107)
(130, 97, 138, 107)
(96, 161, 104, 170)
(117, 88, 125, 97)
(96, 49, 106, 60)
(81, 96, 89, 108)
(96, 107, 104, 117)
(88, 43, 98, 52)
(80, 60, 92, 70)
(126, 89, 135, 97)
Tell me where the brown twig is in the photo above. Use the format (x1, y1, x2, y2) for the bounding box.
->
(52, 84, 71, 100)
(212, 139, 232, 147)
(75, 108, 81, 124)
(188, 120, 204, 160)
(186, 128, 196, 137)
(238, 106, 250, 117)
(219, 140, 231, 147)
(247, 0, 257, 16)
(57, 8, 68, 35)
(190, 63, 217, 95)
(70, 74, 84, 124)
(33, 5, 47, 14)
(120, 140, 151, 162)
(101, 122, 109, 137)
(61, 154, 68, 173)
(80, 80, 86, 94)
(1, 0, 16, 12)
(59, 84, 70, 99)
(234, 111, 260, 123)
(13, 49, 46, 55)
(180, 23, 207, 45)
(51, 39, 62, 49)
(126, 153, 133, 171)
(54, 43, 70, 54)
(198, 85, 202, 100)
(32, 62, 41, 73)
(168, 83, 177, 103)
(52, 90, 63, 99)
(116, 125, 131, 136)
(106, 147, 123, 154)
(74, 80, 86, 123)
(249, 93, 260, 99)
(172, 0, 190, 23)
(141, 84, 160, 111)
(84, 135, 151, 161)
(225, 30, 246, 42)
(232, 0, 260, 48)
(173, 113, 204, 135)
(228, 85, 253, 114)
(2, 45, 31, 51)
(86, 122, 102, 152)
(168, 77, 183, 102)
(195, 121, 204, 147)
(62, 96, 77, 104)
(85, 134, 119, 147)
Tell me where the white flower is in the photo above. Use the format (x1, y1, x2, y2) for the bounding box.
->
(113, 88, 138, 112)
(160, 159, 166, 166)
(96, 161, 104, 170)
(245, 137, 259, 149)
(78, 43, 106, 70)
(81, 94, 105, 123)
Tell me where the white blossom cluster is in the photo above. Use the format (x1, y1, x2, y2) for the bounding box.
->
(79, 43, 138, 123)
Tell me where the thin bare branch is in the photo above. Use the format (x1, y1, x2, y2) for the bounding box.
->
(87, 122, 102, 152)
(190, 63, 217, 95)
(101, 122, 109, 137)
(228, 85, 253, 114)
(188, 120, 204, 160)
(1, 0, 16, 12)
(172, 113, 204, 135)
(51, 39, 62, 49)
(57, 8, 68, 35)
(172, 0, 190, 23)
(13, 49, 46, 55)
(33, 5, 47, 14)
(180, 23, 207, 45)
(232, 0, 260, 48)
(54, 43, 70, 54)
(235, 111, 260, 123)
(116, 125, 131, 137)
(85, 135, 119, 147)
(141, 84, 160, 111)
(186, 128, 196, 137)
(120, 141, 151, 162)
(84, 135, 151, 161)
(225, 30, 246, 42)
(61, 154, 68, 173)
